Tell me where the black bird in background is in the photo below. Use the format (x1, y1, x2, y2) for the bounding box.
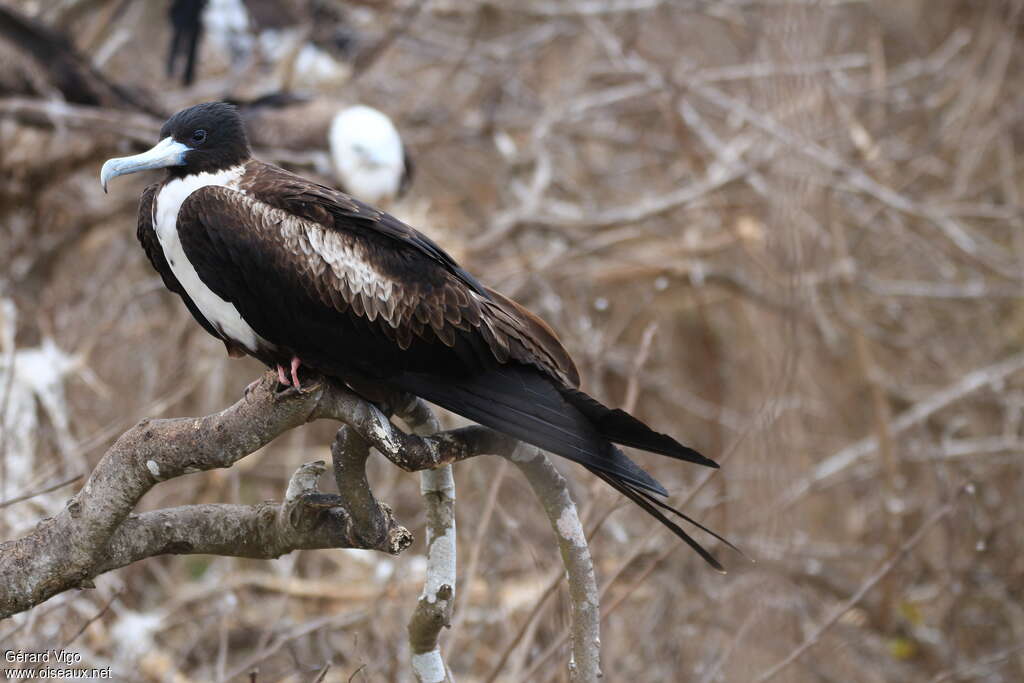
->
(166, 0, 358, 86)
(167, 0, 206, 86)
(100, 102, 735, 569)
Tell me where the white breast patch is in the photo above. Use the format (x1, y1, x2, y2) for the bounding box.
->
(153, 165, 271, 353)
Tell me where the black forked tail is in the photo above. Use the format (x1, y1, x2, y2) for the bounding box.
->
(562, 387, 719, 469)
(396, 366, 676, 495)
(394, 364, 737, 567)
(589, 468, 741, 571)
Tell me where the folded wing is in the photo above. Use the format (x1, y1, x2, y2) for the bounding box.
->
(171, 171, 725, 567)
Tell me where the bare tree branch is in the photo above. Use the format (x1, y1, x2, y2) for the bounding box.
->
(400, 397, 457, 683)
(0, 372, 505, 619)
(0, 371, 603, 682)
(0, 96, 160, 145)
(774, 351, 1024, 513)
(754, 488, 968, 683)
(96, 460, 409, 575)
(512, 445, 601, 683)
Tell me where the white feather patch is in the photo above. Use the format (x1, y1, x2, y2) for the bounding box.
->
(272, 207, 400, 323)
(154, 165, 272, 353)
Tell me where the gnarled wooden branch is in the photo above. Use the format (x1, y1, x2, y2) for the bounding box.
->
(399, 396, 457, 683)
(0, 370, 603, 681)
(0, 372, 476, 618)
(96, 460, 410, 576)
(512, 445, 601, 683)
(0, 373, 429, 618)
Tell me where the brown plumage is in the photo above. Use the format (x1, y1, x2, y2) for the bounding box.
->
(103, 102, 730, 569)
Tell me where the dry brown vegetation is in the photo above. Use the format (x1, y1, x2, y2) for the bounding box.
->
(2, 0, 1023, 681)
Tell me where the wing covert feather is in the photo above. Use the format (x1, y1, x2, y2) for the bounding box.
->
(175, 183, 577, 384)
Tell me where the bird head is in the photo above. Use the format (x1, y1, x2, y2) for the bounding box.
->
(101, 102, 251, 191)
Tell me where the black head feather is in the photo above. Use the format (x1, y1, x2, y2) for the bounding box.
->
(160, 102, 251, 175)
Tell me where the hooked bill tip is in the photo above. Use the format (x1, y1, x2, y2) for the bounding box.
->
(99, 160, 112, 194)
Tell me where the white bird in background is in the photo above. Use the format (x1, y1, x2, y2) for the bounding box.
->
(328, 105, 412, 206)
(227, 95, 415, 205)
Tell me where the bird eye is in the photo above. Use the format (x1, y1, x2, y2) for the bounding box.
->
(191, 129, 207, 143)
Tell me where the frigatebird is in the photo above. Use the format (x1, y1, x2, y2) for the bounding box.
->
(100, 102, 731, 568)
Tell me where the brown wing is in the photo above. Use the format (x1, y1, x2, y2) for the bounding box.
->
(238, 161, 488, 297)
(175, 183, 578, 386)
(481, 287, 580, 388)
(172, 175, 729, 566)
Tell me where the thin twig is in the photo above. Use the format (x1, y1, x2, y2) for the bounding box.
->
(60, 589, 121, 650)
(754, 491, 965, 683)
(0, 473, 82, 509)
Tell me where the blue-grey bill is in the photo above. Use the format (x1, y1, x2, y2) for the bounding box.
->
(100, 137, 189, 193)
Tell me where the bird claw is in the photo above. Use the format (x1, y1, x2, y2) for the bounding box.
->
(272, 374, 321, 398)
(274, 383, 301, 397)
(243, 377, 262, 400)
(287, 491, 346, 530)
(295, 492, 345, 510)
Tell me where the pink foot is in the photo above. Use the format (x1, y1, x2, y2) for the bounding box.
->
(290, 356, 303, 391)
(277, 364, 291, 387)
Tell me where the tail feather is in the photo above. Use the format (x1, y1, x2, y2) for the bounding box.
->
(393, 364, 736, 567)
(620, 479, 745, 559)
(590, 469, 726, 571)
(562, 388, 718, 468)
(395, 366, 669, 495)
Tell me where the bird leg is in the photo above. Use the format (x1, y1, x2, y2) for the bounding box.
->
(290, 356, 304, 391)
(274, 357, 307, 392)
